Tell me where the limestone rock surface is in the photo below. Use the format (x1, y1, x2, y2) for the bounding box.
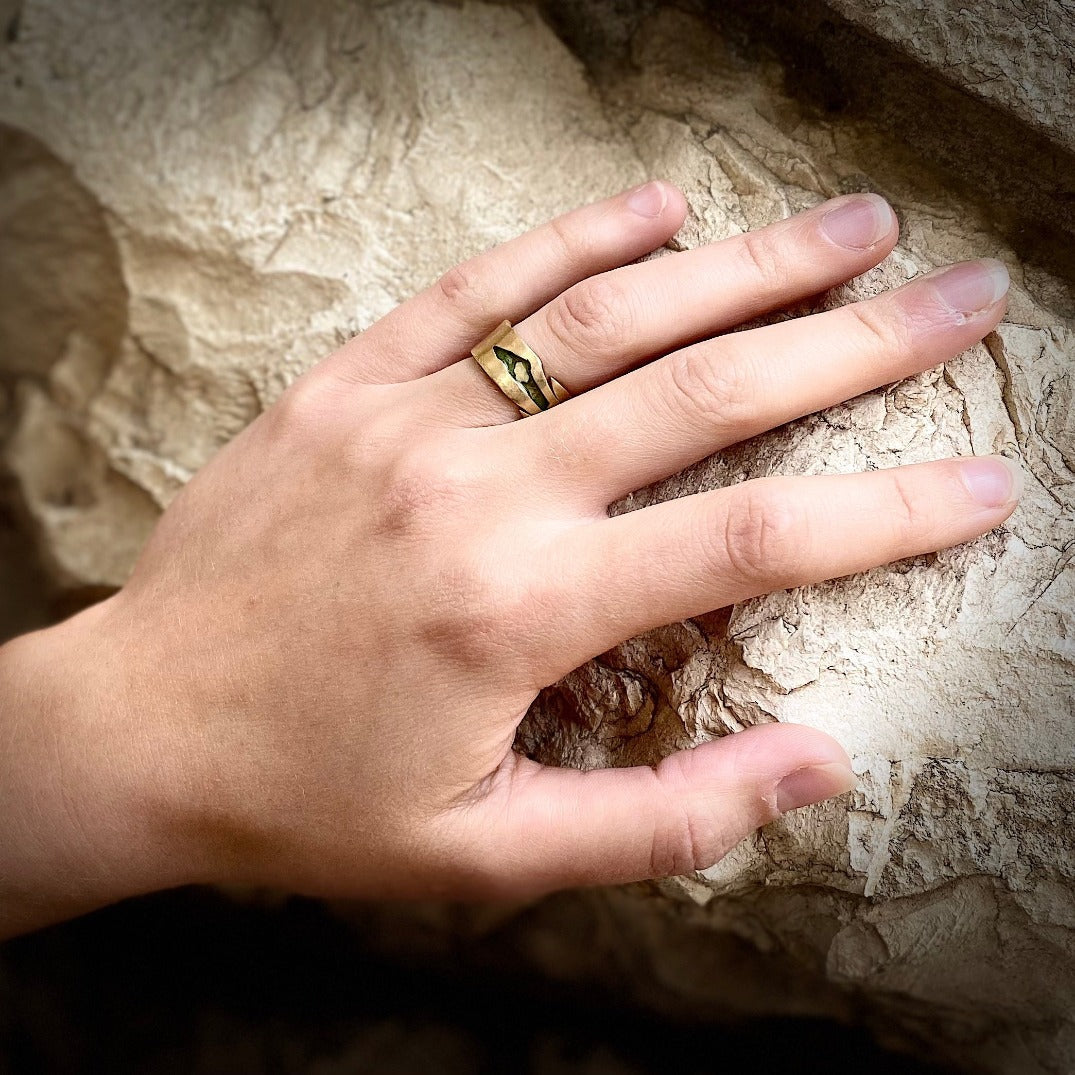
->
(820, 0, 1075, 157)
(1, 2, 1072, 1072)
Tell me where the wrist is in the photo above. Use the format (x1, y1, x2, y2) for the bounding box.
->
(0, 595, 211, 936)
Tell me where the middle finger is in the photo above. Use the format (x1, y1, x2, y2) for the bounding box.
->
(423, 192, 898, 426)
(520, 256, 1010, 506)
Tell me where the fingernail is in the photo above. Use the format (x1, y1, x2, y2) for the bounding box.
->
(626, 180, 667, 218)
(960, 455, 1024, 507)
(776, 761, 857, 814)
(927, 258, 1009, 314)
(819, 194, 894, 249)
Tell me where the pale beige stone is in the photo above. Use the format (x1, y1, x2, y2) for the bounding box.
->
(822, 0, 1075, 157)
(0, 1, 1072, 1071)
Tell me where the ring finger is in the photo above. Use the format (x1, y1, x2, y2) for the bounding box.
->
(521, 256, 1010, 506)
(424, 191, 899, 425)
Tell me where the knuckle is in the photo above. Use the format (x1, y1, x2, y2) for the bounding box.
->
(847, 297, 912, 357)
(434, 259, 487, 318)
(665, 347, 753, 425)
(545, 275, 626, 355)
(736, 227, 792, 292)
(419, 552, 535, 670)
(546, 209, 605, 274)
(262, 372, 332, 442)
(547, 212, 588, 266)
(649, 755, 711, 876)
(649, 809, 700, 877)
(650, 736, 786, 878)
(722, 480, 806, 587)
(375, 439, 483, 538)
(887, 469, 925, 538)
(337, 396, 412, 477)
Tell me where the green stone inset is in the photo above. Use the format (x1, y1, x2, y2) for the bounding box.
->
(493, 344, 549, 411)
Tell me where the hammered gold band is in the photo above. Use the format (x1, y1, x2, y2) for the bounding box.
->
(471, 320, 571, 416)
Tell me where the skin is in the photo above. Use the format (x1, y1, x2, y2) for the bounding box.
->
(0, 181, 1021, 939)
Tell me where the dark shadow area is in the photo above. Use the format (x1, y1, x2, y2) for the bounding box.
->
(539, 0, 1075, 318)
(0, 887, 962, 1075)
(0, 474, 51, 643)
(0, 485, 116, 643)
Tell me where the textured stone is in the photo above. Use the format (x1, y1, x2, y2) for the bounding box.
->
(820, 0, 1075, 158)
(0, 1, 1072, 1072)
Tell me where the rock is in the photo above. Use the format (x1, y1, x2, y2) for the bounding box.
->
(820, 0, 1075, 158)
(1, 1, 1072, 1071)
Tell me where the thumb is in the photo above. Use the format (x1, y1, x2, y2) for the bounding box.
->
(488, 723, 857, 893)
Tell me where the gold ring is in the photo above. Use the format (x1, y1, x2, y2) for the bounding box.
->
(471, 320, 571, 416)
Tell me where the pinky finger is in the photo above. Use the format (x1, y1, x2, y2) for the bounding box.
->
(325, 180, 687, 386)
(550, 456, 1023, 674)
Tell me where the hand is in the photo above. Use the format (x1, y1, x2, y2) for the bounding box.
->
(0, 181, 1020, 932)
